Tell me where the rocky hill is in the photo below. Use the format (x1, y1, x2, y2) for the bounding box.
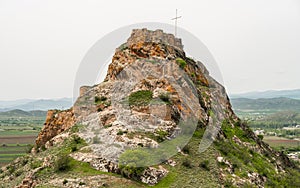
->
(0, 29, 299, 188)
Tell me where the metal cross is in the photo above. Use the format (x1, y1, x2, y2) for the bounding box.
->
(171, 9, 182, 37)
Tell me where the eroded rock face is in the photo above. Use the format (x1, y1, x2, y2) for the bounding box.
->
(31, 29, 296, 187)
(35, 109, 75, 147)
(33, 29, 240, 185)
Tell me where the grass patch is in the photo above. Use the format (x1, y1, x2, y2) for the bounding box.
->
(176, 58, 187, 69)
(128, 90, 153, 106)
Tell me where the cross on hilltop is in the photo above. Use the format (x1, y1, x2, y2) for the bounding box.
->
(171, 9, 182, 37)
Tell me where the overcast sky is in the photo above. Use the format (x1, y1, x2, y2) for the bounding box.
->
(0, 0, 299, 100)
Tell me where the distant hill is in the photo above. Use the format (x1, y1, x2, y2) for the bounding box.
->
(230, 89, 300, 99)
(231, 97, 300, 113)
(0, 98, 72, 112)
(249, 111, 300, 128)
(0, 99, 35, 109)
(260, 111, 300, 123)
(0, 109, 47, 117)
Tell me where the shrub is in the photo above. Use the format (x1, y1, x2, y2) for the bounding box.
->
(154, 130, 168, 142)
(15, 170, 22, 177)
(7, 165, 15, 175)
(95, 96, 107, 104)
(257, 135, 264, 140)
(119, 43, 128, 51)
(63, 179, 68, 185)
(119, 150, 148, 180)
(158, 93, 170, 103)
(117, 130, 124, 135)
(176, 58, 187, 69)
(30, 160, 42, 169)
(199, 160, 210, 171)
(26, 144, 34, 153)
(54, 154, 71, 172)
(128, 90, 153, 106)
(71, 145, 77, 152)
(182, 159, 193, 168)
(182, 145, 190, 154)
(79, 182, 85, 186)
(72, 135, 83, 144)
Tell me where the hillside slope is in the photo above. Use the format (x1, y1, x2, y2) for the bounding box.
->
(0, 29, 299, 188)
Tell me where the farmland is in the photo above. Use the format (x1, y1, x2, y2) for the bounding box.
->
(0, 111, 46, 167)
(263, 136, 300, 151)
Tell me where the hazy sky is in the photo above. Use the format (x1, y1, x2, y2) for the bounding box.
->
(0, 0, 299, 100)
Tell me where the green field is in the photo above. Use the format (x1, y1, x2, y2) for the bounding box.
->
(263, 136, 300, 151)
(0, 114, 45, 167)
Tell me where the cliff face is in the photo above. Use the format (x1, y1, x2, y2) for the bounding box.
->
(36, 109, 75, 147)
(1, 29, 299, 188)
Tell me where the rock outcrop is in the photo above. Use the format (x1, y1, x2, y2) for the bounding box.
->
(35, 109, 75, 147)
(1, 28, 298, 188)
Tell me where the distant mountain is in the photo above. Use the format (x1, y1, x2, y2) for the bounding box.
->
(0, 109, 47, 117)
(230, 89, 300, 99)
(231, 97, 300, 112)
(0, 99, 35, 109)
(0, 98, 72, 112)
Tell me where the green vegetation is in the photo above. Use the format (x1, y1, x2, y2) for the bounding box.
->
(257, 134, 264, 140)
(158, 93, 171, 104)
(153, 130, 220, 187)
(94, 96, 107, 104)
(54, 154, 71, 172)
(118, 128, 220, 187)
(182, 158, 193, 168)
(176, 58, 187, 69)
(119, 43, 128, 51)
(128, 90, 153, 106)
(231, 97, 300, 114)
(263, 136, 300, 152)
(221, 120, 254, 143)
(119, 150, 147, 180)
(199, 160, 210, 171)
(0, 113, 45, 166)
(232, 97, 300, 156)
(117, 130, 125, 135)
(215, 119, 300, 187)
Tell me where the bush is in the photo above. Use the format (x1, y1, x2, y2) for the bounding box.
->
(63, 179, 68, 185)
(71, 145, 77, 152)
(182, 159, 193, 168)
(30, 160, 42, 169)
(158, 93, 170, 103)
(176, 58, 187, 69)
(72, 135, 83, 144)
(182, 145, 190, 154)
(95, 96, 107, 104)
(54, 154, 71, 172)
(119, 150, 148, 180)
(154, 130, 168, 142)
(257, 135, 264, 140)
(199, 160, 210, 171)
(26, 144, 34, 153)
(117, 130, 124, 135)
(7, 165, 15, 175)
(128, 90, 153, 106)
